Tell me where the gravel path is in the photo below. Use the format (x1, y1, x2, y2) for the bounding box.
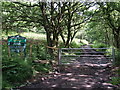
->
(19, 45, 119, 90)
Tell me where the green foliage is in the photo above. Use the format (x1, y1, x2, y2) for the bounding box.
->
(3, 61, 32, 82)
(110, 67, 120, 85)
(69, 41, 80, 48)
(59, 41, 84, 48)
(2, 39, 52, 89)
(86, 2, 120, 49)
(2, 46, 33, 88)
(33, 63, 52, 73)
(110, 77, 120, 85)
(58, 42, 65, 48)
(2, 81, 13, 90)
(90, 41, 107, 52)
(85, 21, 107, 43)
(115, 50, 120, 66)
(2, 59, 33, 89)
(36, 44, 47, 60)
(2, 2, 96, 48)
(24, 40, 50, 60)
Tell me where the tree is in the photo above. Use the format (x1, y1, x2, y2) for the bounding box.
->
(97, 2, 120, 50)
(2, 1, 96, 55)
(84, 2, 120, 50)
(60, 2, 95, 47)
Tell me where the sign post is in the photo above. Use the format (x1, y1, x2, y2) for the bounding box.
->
(8, 35, 26, 57)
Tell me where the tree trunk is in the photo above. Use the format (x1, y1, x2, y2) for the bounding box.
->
(65, 30, 71, 48)
(60, 32, 65, 44)
(65, 4, 71, 48)
(46, 30, 53, 55)
(113, 30, 120, 50)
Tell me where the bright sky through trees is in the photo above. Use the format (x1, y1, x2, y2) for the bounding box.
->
(4, 0, 119, 2)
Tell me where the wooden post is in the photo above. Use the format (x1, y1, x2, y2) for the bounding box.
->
(58, 48, 61, 65)
(20, 47, 23, 57)
(30, 44, 32, 58)
(45, 46, 48, 60)
(8, 46, 11, 58)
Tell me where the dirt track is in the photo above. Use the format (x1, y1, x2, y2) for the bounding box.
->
(19, 46, 119, 90)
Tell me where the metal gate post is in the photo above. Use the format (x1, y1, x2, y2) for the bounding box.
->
(112, 48, 115, 63)
(58, 48, 61, 65)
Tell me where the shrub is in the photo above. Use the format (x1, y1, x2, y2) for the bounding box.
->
(90, 43, 107, 52)
(2, 60, 33, 89)
(58, 41, 83, 48)
(115, 50, 120, 66)
(58, 42, 64, 48)
(2, 39, 52, 89)
(91, 43, 107, 48)
(69, 41, 80, 48)
(33, 63, 51, 73)
(109, 77, 120, 85)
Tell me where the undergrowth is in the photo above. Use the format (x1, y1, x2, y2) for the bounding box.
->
(90, 41, 108, 52)
(2, 39, 52, 89)
(114, 50, 120, 66)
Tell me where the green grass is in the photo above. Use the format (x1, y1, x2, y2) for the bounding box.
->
(2, 31, 46, 40)
(21, 32, 46, 40)
(2, 31, 88, 47)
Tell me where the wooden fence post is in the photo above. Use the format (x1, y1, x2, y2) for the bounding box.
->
(30, 44, 32, 58)
(8, 46, 11, 58)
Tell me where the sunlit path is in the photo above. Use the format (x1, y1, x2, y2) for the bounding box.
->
(19, 46, 119, 90)
(20, 64, 118, 90)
